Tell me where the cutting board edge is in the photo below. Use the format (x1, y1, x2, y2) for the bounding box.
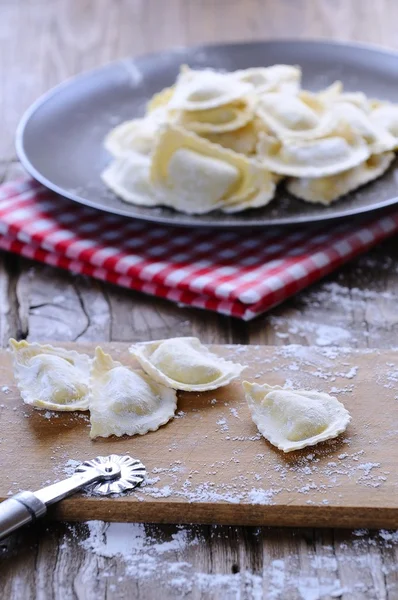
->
(46, 500, 398, 529)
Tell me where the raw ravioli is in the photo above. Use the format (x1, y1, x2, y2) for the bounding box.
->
(287, 152, 395, 205)
(104, 108, 169, 158)
(168, 67, 252, 111)
(130, 337, 245, 391)
(256, 92, 333, 140)
(256, 124, 370, 178)
(203, 119, 265, 155)
(233, 65, 301, 94)
(150, 124, 276, 213)
(147, 86, 175, 112)
(331, 103, 396, 154)
(175, 97, 255, 134)
(101, 63, 398, 213)
(89, 347, 177, 439)
(301, 81, 371, 114)
(101, 154, 160, 207)
(371, 103, 398, 148)
(9, 339, 90, 411)
(243, 381, 351, 452)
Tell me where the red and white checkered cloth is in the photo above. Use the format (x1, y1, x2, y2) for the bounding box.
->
(0, 179, 397, 320)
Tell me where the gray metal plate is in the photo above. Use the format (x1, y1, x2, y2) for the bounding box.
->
(16, 40, 398, 228)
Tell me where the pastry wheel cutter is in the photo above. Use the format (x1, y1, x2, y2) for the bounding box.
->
(0, 454, 146, 541)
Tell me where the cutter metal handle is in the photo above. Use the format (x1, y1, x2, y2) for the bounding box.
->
(0, 492, 47, 540)
(0, 458, 122, 541)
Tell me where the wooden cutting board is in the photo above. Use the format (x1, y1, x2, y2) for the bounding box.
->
(1, 343, 397, 529)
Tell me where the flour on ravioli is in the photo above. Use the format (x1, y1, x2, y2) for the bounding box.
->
(10, 339, 90, 411)
(371, 103, 398, 148)
(243, 381, 351, 453)
(130, 337, 245, 391)
(203, 118, 265, 155)
(303, 81, 371, 113)
(256, 123, 370, 178)
(147, 86, 175, 112)
(256, 92, 334, 140)
(101, 154, 160, 206)
(104, 108, 169, 158)
(175, 97, 255, 134)
(89, 347, 177, 439)
(101, 64, 398, 213)
(168, 67, 253, 112)
(150, 124, 276, 213)
(287, 152, 395, 205)
(331, 103, 396, 154)
(233, 65, 301, 94)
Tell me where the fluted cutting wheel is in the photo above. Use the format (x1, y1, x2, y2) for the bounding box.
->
(75, 454, 146, 496)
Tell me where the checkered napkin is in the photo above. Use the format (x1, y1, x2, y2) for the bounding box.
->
(0, 179, 397, 320)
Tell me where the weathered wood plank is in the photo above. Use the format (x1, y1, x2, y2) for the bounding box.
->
(248, 238, 398, 350)
(1, 1, 398, 598)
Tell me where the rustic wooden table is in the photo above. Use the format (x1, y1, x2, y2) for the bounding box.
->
(1, 1, 398, 598)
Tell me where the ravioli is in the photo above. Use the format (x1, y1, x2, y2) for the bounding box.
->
(101, 154, 160, 206)
(243, 381, 351, 452)
(303, 81, 371, 113)
(9, 339, 90, 411)
(336, 91, 371, 113)
(256, 92, 333, 140)
(371, 103, 398, 147)
(203, 118, 265, 155)
(103, 132, 276, 214)
(233, 65, 301, 94)
(130, 337, 245, 391)
(331, 103, 396, 154)
(256, 124, 370, 178)
(147, 86, 175, 112)
(102, 64, 398, 213)
(168, 67, 252, 112)
(287, 152, 395, 205)
(221, 173, 281, 213)
(150, 124, 276, 213)
(89, 347, 177, 439)
(175, 96, 255, 134)
(104, 108, 169, 158)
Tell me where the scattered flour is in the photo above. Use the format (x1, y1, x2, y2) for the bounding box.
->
(230, 407, 240, 419)
(42, 410, 60, 420)
(216, 417, 229, 432)
(314, 325, 352, 347)
(269, 317, 352, 347)
(63, 458, 81, 477)
(77, 521, 398, 599)
(302, 280, 397, 313)
(81, 521, 263, 597)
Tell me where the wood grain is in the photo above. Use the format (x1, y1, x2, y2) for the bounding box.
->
(1, 0, 398, 598)
(2, 343, 397, 528)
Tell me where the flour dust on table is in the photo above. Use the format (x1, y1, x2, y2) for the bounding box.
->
(77, 520, 398, 599)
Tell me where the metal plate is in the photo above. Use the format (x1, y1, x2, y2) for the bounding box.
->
(16, 40, 398, 228)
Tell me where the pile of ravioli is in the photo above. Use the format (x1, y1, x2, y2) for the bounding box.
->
(9, 337, 350, 453)
(102, 64, 398, 212)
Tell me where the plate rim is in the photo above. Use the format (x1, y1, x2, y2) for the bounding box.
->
(15, 38, 398, 228)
